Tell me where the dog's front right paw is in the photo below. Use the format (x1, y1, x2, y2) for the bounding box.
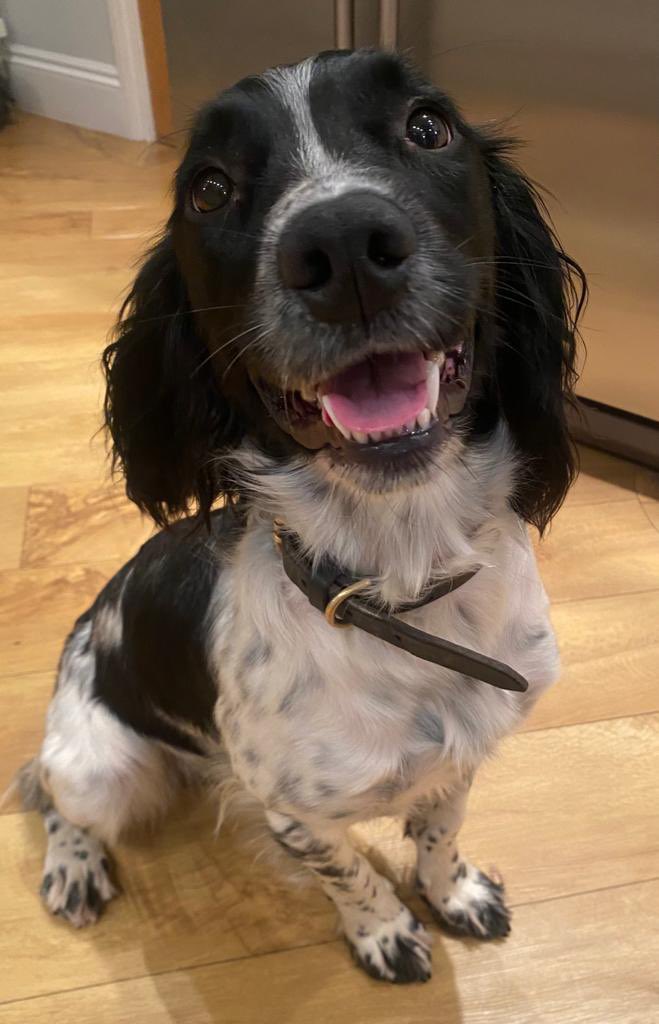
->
(40, 819, 117, 927)
(346, 906, 432, 984)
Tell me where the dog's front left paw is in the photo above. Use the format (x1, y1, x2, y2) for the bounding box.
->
(421, 865, 511, 941)
(346, 906, 433, 984)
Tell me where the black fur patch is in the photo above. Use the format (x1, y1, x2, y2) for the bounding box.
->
(90, 507, 243, 753)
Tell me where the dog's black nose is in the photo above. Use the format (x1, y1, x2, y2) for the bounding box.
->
(277, 192, 417, 324)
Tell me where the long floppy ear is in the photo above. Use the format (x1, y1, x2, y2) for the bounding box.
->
(102, 232, 240, 527)
(484, 140, 587, 534)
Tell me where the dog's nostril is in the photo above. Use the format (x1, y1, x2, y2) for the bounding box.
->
(368, 226, 417, 270)
(368, 230, 404, 269)
(277, 241, 332, 292)
(302, 248, 332, 290)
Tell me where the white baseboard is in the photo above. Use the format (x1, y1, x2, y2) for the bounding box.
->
(8, 36, 154, 141)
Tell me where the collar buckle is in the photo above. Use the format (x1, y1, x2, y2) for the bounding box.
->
(324, 578, 374, 628)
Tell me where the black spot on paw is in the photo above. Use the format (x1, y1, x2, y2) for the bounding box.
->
(40, 872, 54, 898)
(85, 872, 102, 915)
(382, 933, 431, 984)
(64, 881, 81, 915)
(47, 821, 59, 835)
(74, 850, 89, 860)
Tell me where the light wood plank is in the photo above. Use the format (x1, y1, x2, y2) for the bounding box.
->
(0, 672, 54, 812)
(22, 482, 153, 569)
(0, 358, 105, 487)
(0, 317, 112, 366)
(523, 588, 659, 731)
(536, 498, 659, 603)
(0, 880, 656, 1023)
(0, 563, 119, 678)
(0, 488, 28, 571)
(641, 498, 659, 532)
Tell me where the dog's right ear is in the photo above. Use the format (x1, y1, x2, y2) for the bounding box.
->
(102, 232, 240, 527)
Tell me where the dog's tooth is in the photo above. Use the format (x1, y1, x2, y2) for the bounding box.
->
(300, 385, 316, 401)
(425, 360, 440, 416)
(416, 408, 431, 430)
(353, 430, 368, 444)
(320, 395, 351, 439)
(404, 418, 417, 433)
(369, 431, 382, 442)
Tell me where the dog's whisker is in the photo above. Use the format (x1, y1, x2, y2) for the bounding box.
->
(133, 303, 248, 326)
(193, 323, 264, 376)
(220, 335, 264, 382)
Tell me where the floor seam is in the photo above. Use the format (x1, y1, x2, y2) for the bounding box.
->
(1, 874, 658, 1007)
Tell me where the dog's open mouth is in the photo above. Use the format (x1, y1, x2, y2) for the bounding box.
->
(252, 341, 473, 458)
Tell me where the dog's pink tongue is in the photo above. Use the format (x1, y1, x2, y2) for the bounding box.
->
(323, 352, 428, 432)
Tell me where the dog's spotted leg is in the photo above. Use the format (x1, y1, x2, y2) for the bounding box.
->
(407, 780, 511, 941)
(39, 807, 118, 927)
(267, 811, 432, 983)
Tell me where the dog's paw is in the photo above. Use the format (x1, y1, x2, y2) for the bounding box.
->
(421, 865, 511, 941)
(40, 819, 117, 927)
(346, 906, 432, 983)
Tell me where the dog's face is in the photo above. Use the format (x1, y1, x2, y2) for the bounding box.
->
(104, 50, 584, 529)
(173, 51, 490, 482)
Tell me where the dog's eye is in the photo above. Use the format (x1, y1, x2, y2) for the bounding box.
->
(190, 168, 233, 213)
(405, 110, 451, 150)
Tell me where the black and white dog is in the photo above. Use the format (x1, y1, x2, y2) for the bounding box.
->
(21, 50, 585, 983)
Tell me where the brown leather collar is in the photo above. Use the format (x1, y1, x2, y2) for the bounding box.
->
(274, 522, 528, 693)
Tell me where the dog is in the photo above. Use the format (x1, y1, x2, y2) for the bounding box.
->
(19, 49, 585, 984)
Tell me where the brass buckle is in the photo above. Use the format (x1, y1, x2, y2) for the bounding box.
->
(272, 517, 285, 551)
(324, 578, 373, 628)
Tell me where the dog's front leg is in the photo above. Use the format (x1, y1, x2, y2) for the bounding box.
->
(267, 810, 432, 983)
(407, 780, 511, 941)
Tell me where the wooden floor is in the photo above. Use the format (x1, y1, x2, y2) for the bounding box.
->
(1, 113, 658, 1024)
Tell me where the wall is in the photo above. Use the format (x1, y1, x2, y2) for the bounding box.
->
(1, 0, 115, 64)
(1, 0, 154, 140)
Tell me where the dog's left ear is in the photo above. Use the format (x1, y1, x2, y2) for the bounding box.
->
(483, 141, 587, 533)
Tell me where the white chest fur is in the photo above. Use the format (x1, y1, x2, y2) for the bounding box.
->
(210, 454, 559, 824)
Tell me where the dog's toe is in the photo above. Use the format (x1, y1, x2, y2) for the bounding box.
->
(347, 907, 432, 984)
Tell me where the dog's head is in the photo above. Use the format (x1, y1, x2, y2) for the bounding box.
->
(104, 49, 585, 531)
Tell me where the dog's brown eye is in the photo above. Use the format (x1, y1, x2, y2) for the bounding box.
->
(406, 110, 451, 150)
(191, 168, 233, 212)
